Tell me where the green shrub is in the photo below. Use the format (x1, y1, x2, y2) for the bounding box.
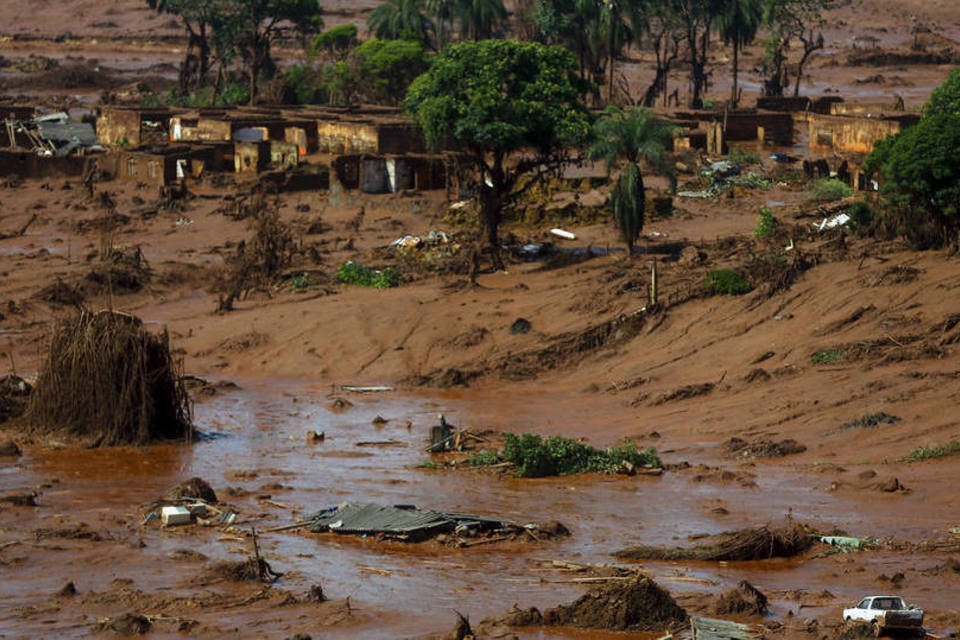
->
(501, 433, 661, 478)
(335, 261, 401, 288)
(808, 178, 853, 202)
(907, 440, 960, 461)
(729, 146, 761, 166)
(288, 273, 313, 292)
(705, 269, 753, 295)
(811, 348, 844, 365)
(754, 206, 776, 238)
(848, 201, 875, 235)
(728, 171, 772, 190)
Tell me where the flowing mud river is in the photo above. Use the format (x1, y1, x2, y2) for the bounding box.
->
(2, 379, 957, 638)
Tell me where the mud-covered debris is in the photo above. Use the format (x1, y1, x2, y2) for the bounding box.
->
(839, 412, 901, 430)
(57, 581, 77, 597)
(0, 491, 38, 506)
(615, 523, 813, 561)
(502, 605, 544, 626)
(327, 396, 352, 411)
(165, 477, 217, 504)
(539, 576, 688, 631)
(654, 383, 715, 405)
(307, 429, 325, 442)
(0, 439, 22, 456)
(207, 557, 283, 583)
(715, 580, 769, 615)
(724, 437, 806, 458)
(744, 368, 771, 383)
(35, 524, 103, 541)
(510, 318, 532, 335)
(839, 621, 876, 640)
(921, 558, 960, 575)
(97, 612, 151, 635)
(169, 549, 208, 562)
(0, 375, 31, 424)
(372, 415, 388, 425)
(307, 583, 327, 603)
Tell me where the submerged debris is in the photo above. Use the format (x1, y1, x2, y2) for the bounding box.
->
(724, 437, 807, 458)
(615, 524, 813, 561)
(295, 502, 565, 545)
(715, 580, 769, 615)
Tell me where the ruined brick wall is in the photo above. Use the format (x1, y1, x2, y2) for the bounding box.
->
(97, 109, 141, 147)
(808, 114, 906, 154)
(317, 122, 378, 154)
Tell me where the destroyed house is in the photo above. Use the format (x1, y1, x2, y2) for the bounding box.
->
(807, 111, 919, 154)
(170, 112, 288, 144)
(668, 109, 794, 154)
(332, 154, 446, 193)
(96, 107, 173, 148)
(107, 146, 217, 187)
(234, 140, 299, 175)
(316, 117, 426, 155)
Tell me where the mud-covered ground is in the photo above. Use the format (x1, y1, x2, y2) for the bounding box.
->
(2, 1, 960, 639)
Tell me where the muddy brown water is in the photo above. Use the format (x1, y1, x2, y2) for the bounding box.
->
(0, 379, 956, 638)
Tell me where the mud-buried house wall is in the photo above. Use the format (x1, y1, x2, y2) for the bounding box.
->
(807, 113, 919, 154)
(97, 108, 172, 148)
(0, 150, 89, 178)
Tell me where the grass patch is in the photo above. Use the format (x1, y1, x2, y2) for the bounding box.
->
(754, 206, 777, 238)
(475, 433, 662, 478)
(728, 146, 761, 166)
(705, 269, 753, 295)
(906, 440, 960, 461)
(808, 178, 853, 202)
(811, 349, 844, 365)
(336, 261, 401, 288)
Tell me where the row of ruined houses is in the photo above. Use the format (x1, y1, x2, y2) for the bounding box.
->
(0, 97, 921, 194)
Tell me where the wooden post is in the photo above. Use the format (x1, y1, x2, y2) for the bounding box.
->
(649, 259, 658, 308)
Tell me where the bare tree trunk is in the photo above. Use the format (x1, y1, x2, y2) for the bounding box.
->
(731, 40, 740, 106)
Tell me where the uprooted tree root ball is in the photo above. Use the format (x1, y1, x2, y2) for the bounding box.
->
(26, 310, 193, 446)
(615, 523, 814, 561)
(715, 580, 770, 615)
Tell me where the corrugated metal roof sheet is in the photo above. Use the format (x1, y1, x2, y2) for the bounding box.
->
(304, 502, 508, 540)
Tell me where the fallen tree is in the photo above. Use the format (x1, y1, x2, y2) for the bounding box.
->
(615, 523, 813, 561)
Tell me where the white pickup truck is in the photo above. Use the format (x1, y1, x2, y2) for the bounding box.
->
(843, 596, 924, 636)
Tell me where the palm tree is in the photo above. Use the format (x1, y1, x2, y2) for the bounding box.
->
(368, 0, 435, 48)
(717, 0, 763, 106)
(453, 0, 507, 41)
(588, 107, 674, 255)
(426, 0, 455, 48)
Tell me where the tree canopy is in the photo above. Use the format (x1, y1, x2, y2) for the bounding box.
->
(927, 67, 960, 118)
(405, 39, 590, 263)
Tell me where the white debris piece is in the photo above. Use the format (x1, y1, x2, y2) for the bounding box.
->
(816, 213, 850, 232)
(550, 228, 576, 240)
(160, 506, 192, 526)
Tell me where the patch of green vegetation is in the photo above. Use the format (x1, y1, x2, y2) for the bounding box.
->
(754, 206, 777, 238)
(728, 172, 773, 190)
(417, 460, 439, 469)
(141, 82, 251, 109)
(811, 348, 844, 365)
(495, 433, 661, 478)
(335, 261, 400, 289)
(848, 201, 875, 236)
(705, 269, 753, 295)
(288, 273, 313, 292)
(728, 146, 761, 166)
(808, 178, 853, 202)
(906, 440, 960, 461)
(467, 449, 501, 467)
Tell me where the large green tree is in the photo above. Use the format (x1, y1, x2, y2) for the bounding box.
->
(927, 67, 960, 117)
(588, 107, 673, 254)
(867, 113, 960, 249)
(368, 0, 435, 48)
(405, 40, 591, 266)
(717, 0, 763, 106)
(353, 39, 432, 105)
